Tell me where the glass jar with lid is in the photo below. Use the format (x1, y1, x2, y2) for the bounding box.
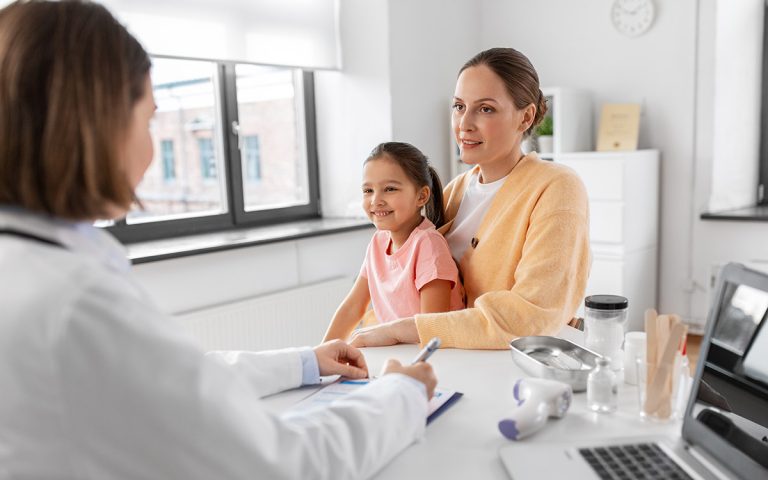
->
(583, 295, 628, 370)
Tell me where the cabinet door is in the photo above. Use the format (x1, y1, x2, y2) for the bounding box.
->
(558, 157, 624, 201)
(589, 201, 624, 244)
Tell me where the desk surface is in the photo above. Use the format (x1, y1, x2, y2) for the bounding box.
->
(262, 329, 681, 479)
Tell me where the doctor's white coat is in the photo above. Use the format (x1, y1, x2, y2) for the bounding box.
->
(0, 208, 427, 480)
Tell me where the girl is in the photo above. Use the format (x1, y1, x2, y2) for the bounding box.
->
(324, 142, 464, 342)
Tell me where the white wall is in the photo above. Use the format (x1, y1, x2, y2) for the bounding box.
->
(315, 0, 393, 218)
(315, 0, 480, 217)
(387, 0, 480, 182)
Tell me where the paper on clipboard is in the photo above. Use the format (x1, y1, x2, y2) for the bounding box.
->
(293, 379, 463, 424)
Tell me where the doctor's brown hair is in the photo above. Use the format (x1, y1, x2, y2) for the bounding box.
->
(366, 142, 445, 229)
(0, 0, 151, 220)
(460, 47, 548, 137)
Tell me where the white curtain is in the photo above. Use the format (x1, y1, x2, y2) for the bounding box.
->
(102, 0, 341, 70)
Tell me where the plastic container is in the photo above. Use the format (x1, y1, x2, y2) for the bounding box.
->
(584, 295, 628, 371)
(623, 331, 647, 385)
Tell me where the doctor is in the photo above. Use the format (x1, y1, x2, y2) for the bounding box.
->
(0, 1, 436, 479)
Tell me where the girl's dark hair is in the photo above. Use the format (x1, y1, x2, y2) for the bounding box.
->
(460, 47, 547, 137)
(366, 142, 445, 228)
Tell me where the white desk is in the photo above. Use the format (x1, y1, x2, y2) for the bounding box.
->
(262, 329, 680, 479)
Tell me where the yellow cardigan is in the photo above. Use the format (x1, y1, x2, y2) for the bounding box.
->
(415, 153, 591, 349)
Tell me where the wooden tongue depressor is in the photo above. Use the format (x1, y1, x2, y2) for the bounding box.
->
(659, 315, 681, 418)
(655, 314, 670, 366)
(645, 322, 688, 416)
(645, 309, 658, 393)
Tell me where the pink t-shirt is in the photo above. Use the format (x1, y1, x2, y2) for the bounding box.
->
(360, 218, 465, 323)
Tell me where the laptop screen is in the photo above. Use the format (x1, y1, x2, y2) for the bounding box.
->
(682, 263, 768, 478)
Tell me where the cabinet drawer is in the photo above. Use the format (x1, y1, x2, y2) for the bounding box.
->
(558, 158, 624, 201)
(586, 257, 625, 297)
(589, 201, 623, 243)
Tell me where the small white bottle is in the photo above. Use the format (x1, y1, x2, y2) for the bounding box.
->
(588, 358, 618, 413)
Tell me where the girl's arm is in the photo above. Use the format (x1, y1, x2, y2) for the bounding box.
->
(323, 275, 371, 342)
(419, 279, 453, 314)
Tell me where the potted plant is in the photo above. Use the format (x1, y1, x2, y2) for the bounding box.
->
(535, 115, 554, 154)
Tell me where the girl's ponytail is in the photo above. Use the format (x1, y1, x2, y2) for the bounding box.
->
(425, 165, 445, 228)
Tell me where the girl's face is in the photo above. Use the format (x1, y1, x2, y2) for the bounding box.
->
(451, 64, 533, 171)
(361, 156, 429, 234)
(125, 74, 156, 191)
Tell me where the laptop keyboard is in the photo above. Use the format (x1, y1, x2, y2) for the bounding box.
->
(578, 443, 693, 480)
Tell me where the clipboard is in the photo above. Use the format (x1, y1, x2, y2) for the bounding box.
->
(294, 379, 463, 424)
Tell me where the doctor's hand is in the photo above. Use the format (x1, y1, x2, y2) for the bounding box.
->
(349, 317, 420, 348)
(313, 340, 369, 379)
(381, 358, 437, 399)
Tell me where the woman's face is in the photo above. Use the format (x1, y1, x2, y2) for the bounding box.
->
(451, 65, 532, 171)
(125, 74, 156, 190)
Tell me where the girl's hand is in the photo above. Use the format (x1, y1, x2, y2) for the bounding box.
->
(349, 318, 420, 347)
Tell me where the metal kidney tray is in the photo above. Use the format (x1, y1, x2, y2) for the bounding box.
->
(509, 336, 602, 392)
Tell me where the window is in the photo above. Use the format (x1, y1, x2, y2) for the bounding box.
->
(243, 136, 261, 182)
(161, 140, 175, 181)
(107, 56, 319, 242)
(198, 138, 216, 179)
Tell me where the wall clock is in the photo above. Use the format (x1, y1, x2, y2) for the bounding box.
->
(611, 0, 655, 37)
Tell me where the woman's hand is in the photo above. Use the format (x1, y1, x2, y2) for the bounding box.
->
(312, 339, 369, 379)
(349, 318, 420, 347)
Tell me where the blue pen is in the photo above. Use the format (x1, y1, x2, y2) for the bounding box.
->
(411, 337, 441, 364)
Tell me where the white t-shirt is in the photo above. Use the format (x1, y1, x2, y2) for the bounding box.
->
(445, 171, 508, 262)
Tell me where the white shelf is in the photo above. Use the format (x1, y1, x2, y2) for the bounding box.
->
(560, 150, 660, 331)
(529, 87, 593, 156)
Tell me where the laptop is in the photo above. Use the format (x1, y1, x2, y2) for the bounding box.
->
(499, 262, 768, 480)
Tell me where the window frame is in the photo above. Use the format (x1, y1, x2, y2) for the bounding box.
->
(107, 58, 320, 243)
(759, 1, 768, 206)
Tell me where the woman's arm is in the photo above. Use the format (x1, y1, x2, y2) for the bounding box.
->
(323, 275, 371, 342)
(416, 207, 591, 349)
(419, 278, 452, 313)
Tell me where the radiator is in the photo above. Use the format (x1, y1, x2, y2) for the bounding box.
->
(175, 276, 353, 352)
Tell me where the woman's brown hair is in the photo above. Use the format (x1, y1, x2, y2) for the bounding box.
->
(0, 0, 151, 220)
(460, 47, 547, 137)
(366, 142, 445, 229)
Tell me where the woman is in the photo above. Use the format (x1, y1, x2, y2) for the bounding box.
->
(0, 1, 435, 478)
(350, 48, 591, 349)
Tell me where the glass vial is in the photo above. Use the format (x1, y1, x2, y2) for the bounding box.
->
(588, 358, 618, 413)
